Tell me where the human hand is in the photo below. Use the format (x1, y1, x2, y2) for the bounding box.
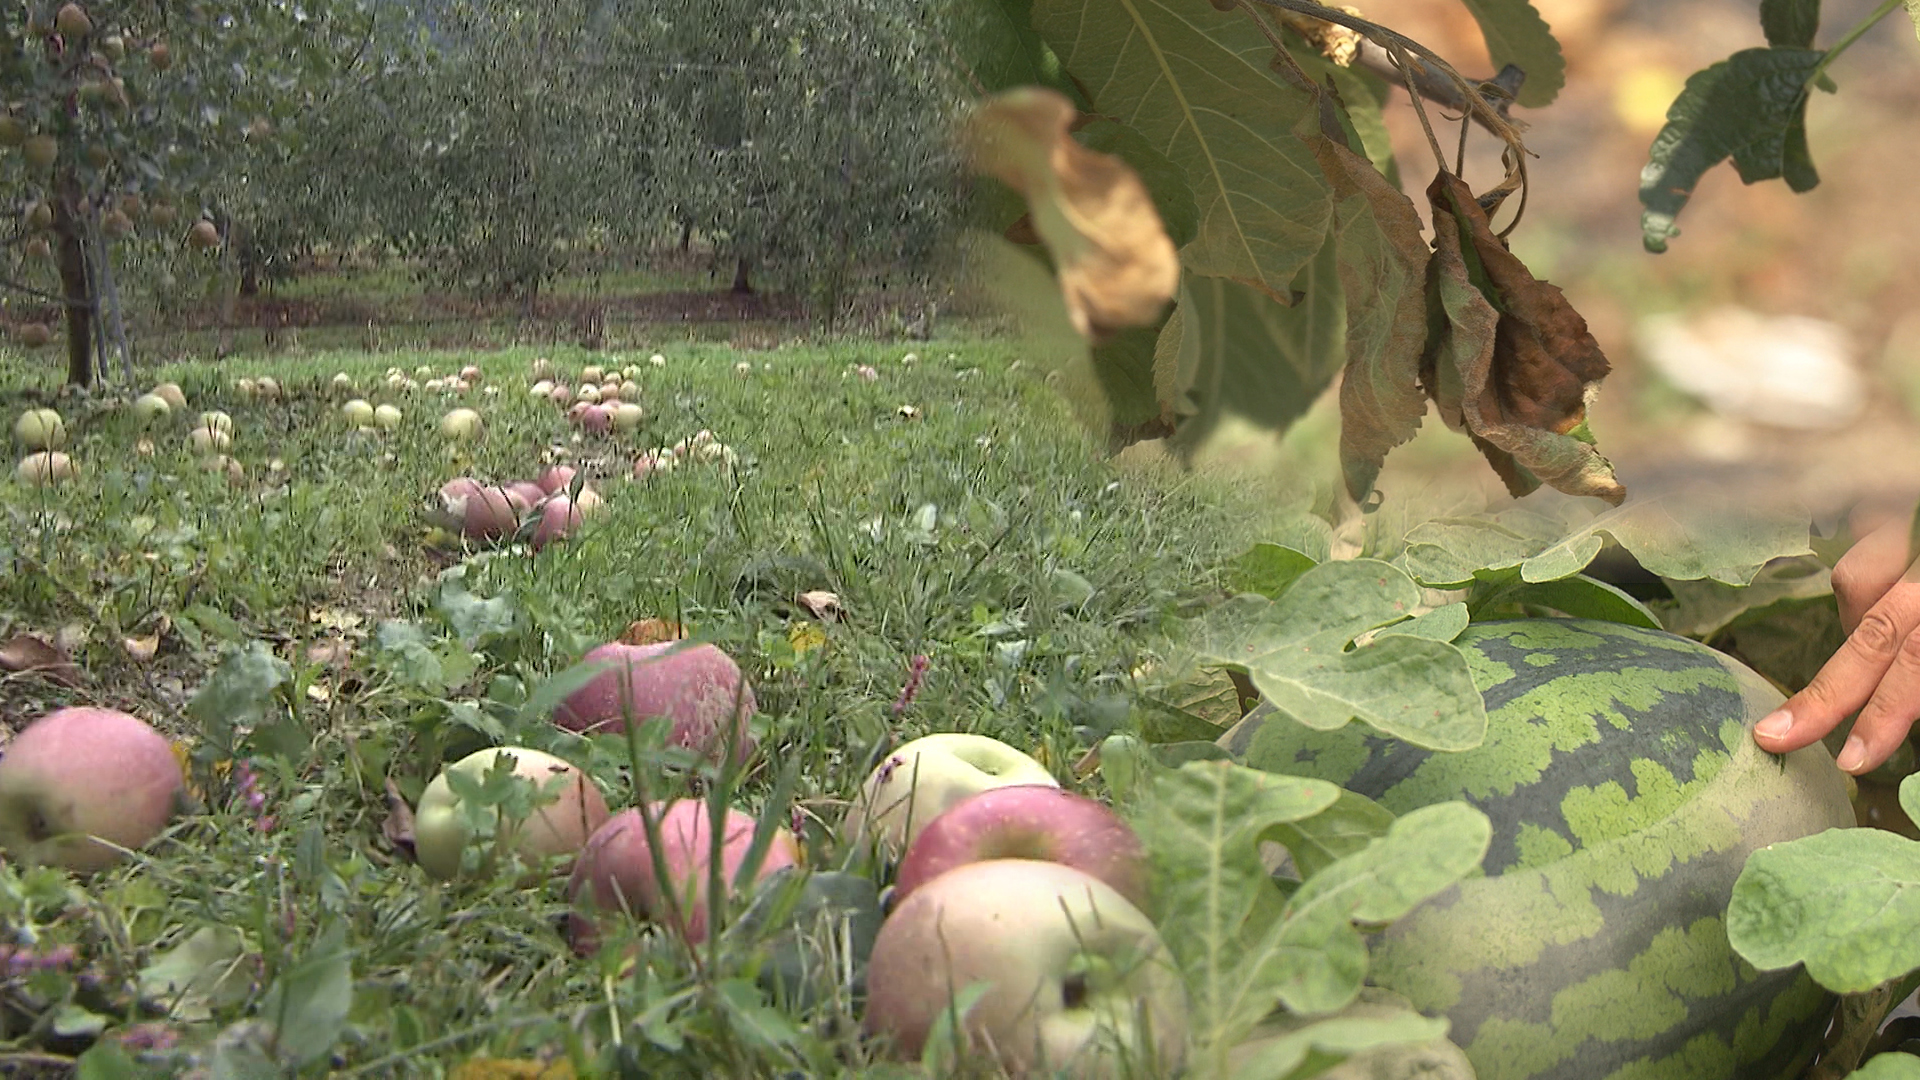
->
(1752, 505, 1920, 774)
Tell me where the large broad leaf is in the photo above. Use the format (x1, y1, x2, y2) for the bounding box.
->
(1160, 237, 1345, 459)
(1194, 560, 1487, 751)
(1228, 1006, 1454, 1080)
(1855, 1054, 1920, 1079)
(1760, 0, 1820, 47)
(1032, 0, 1332, 302)
(965, 230, 1113, 431)
(1457, 0, 1567, 107)
(970, 0, 1093, 101)
(1127, 759, 1343, 1074)
(1655, 554, 1833, 638)
(1726, 780, 1920, 993)
(1091, 319, 1168, 428)
(1077, 119, 1200, 250)
(1639, 47, 1824, 253)
(256, 923, 354, 1068)
(1469, 572, 1664, 629)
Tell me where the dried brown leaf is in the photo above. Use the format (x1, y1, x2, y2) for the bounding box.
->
(1422, 171, 1625, 505)
(620, 618, 686, 646)
(382, 777, 416, 860)
(966, 87, 1179, 340)
(0, 633, 83, 687)
(123, 634, 161, 662)
(795, 590, 843, 621)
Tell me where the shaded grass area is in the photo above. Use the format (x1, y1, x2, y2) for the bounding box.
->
(0, 333, 1284, 1076)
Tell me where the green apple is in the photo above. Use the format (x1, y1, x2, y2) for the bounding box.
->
(13, 408, 64, 450)
(439, 407, 483, 441)
(15, 450, 76, 486)
(845, 732, 1058, 861)
(150, 382, 187, 412)
(131, 393, 171, 425)
(373, 404, 403, 430)
(188, 426, 231, 454)
(413, 746, 610, 881)
(0, 707, 185, 873)
(341, 399, 375, 427)
(196, 410, 233, 435)
(863, 858, 1188, 1077)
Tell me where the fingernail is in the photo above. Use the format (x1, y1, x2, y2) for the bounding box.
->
(1754, 710, 1792, 740)
(1836, 736, 1868, 773)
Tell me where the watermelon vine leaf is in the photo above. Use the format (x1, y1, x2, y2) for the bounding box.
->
(1030, 0, 1334, 302)
(1852, 1053, 1920, 1079)
(1725, 810, 1920, 993)
(1422, 171, 1624, 506)
(1761, 0, 1821, 47)
(1638, 47, 1825, 253)
(964, 87, 1180, 340)
(1194, 559, 1487, 751)
(1465, 571, 1663, 629)
(1454, 0, 1567, 106)
(1225, 1005, 1452, 1080)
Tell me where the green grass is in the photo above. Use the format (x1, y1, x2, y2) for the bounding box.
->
(0, 334, 1291, 1077)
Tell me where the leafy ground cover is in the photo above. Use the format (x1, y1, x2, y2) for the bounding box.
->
(0, 333, 1303, 1076)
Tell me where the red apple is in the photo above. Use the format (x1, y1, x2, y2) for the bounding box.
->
(576, 404, 613, 434)
(504, 480, 547, 508)
(531, 494, 582, 551)
(553, 640, 757, 761)
(892, 785, 1149, 911)
(567, 800, 800, 952)
(536, 464, 578, 496)
(863, 859, 1188, 1077)
(435, 478, 518, 541)
(845, 733, 1058, 862)
(0, 707, 185, 872)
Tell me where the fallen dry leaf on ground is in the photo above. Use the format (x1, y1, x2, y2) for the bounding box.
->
(620, 618, 686, 645)
(0, 633, 83, 687)
(965, 87, 1179, 340)
(382, 777, 416, 860)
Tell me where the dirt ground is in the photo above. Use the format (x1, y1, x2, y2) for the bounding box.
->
(1367, 0, 1920, 523)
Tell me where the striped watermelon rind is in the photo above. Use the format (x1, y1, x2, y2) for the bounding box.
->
(1218, 617, 1856, 1080)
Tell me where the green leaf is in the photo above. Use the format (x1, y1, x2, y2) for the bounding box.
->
(76, 1043, 141, 1080)
(1376, 602, 1470, 643)
(1908, 0, 1920, 42)
(1655, 554, 1833, 638)
(1472, 574, 1663, 629)
(1520, 496, 1812, 585)
(257, 923, 354, 1067)
(1129, 760, 1344, 1062)
(1457, 0, 1567, 106)
(1640, 47, 1824, 252)
(1761, 0, 1820, 47)
(434, 577, 517, 648)
(1196, 560, 1488, 751)
(1266, 802, 1489, 1016)
(1400, 509, 1574, 588)
(1854, 1054, 1920, 1079)
(1261, 787, 1397, 881)
(1726, 823, 1920, 992)
(1226, 543, 1320, 600)
(970, 0, 1091, 102)
(1900, 772, 1920, 825)
(1226, 1007, 1452, 1080)
(138, 925, 254, 1022)
(1161, 238, 1346, 461)
(1032, 0, 1333, 300)
(187, 641, 294, 764)
(1091, 320, 1168, 428)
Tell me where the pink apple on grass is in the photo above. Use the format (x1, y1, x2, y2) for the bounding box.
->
(0, 707, 185, 873)
(845, 732, 1058, 862)
(892, 784, 1149, 911)
(553, 640, 758, 762)
(567, 799, 800, 952)
(412, 745, 610, 882)
(863, 858, 1188, 1078)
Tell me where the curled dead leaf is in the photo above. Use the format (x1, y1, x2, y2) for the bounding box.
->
(0, 633, 83, 687)
(795, 590, 842, 621)
(965, 87, 1179, 340)
(123, 633, 161, 662)
(1421, 171, 1624, 505)
(382, 777, 416, 861)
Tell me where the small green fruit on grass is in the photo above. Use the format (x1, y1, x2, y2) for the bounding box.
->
(341, 399, 375, 427)
(439, 407, 483, 441)
(0, 707, 185, 873)
(151, 382, 187, 411)
(412, 746, 610, 882)
(132, 394, 171, 424)
(13, 408, 65, 450)
(846, 732, 1058, 862)
(16, 450, 77, 486)
(373, 404, 402, 430)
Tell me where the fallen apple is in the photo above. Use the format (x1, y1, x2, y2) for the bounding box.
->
(253, 377, 281, 401)
(617, 380, 641, 403)
(15, 450, 76, 487)
(536, 464, 578, 496)
(504, 480, 547, 508)
(331, 372, 355, 395)
(566, 799, 800, 952)
(553, 640, 758, 762)
(846, 733, 1058, 862)
(892, 785, 1150, 912)
(187, 426, 231, 455)
(373, 404, 403, 429)
(459, 364, 483, 383)
(196, 410, 233, 435)
(412, 745, 610, 882)
(863, 859, 1188, 1078)
(0, 707, 185, 873)
(13, 408, 64, 450)
(439, 408, 483, 441)
(151, 382, 187, 411)
(341, 398, 375, 427)
(434, 478, 519, 541)
(576, 384, 602, 405)
(581, 365, 606, 384)
(530, 380, 556, 399)
(576, 404, 612, 435)
(131, 393, 171, 425)
(531, 356, 555, 381)
(201, 454, 245, 484)
(611, 402, 645, 431)
(531, 494, 584, 551)
(548, 384, 574, 407)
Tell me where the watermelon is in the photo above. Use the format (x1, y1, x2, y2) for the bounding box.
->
(1217, 617, 1855, 1080)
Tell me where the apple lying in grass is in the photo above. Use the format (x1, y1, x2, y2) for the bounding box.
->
(536, 464, 578, 496)
(151, 382, 187, 411)
(439, 407, 483, 441)
(460, 364, 483, 383)
(846, 733, 1058, 862)
(132, 393, 171, 425)
(13, 408, 64, 450)
(504, 480, 547, 508)
(435, 478, 520, 541)
(530, 380, 555, 399)
(863, 859, 1188, 1078)
(253, 377, 281, 401)
(188, 426, 232, 454)
(16, 450, 77, 487)
(374, 404, 403, 430)
(412, 746, 610, 882)
(611, 402, 644, 431)
(196, 410, 233, 435)
(531, 356, 555, 381)
(548, 384, 573, 407)
(575, 404, 613, 434)
(892, 785, 1150, 911)
(341, 398, 375, 427)
(566, 800, 800, 952)
(531, 494, 583, 551)
(553, 640, 758, 761)
(331, 372, 355, 395)
(0, 707, 185, 873)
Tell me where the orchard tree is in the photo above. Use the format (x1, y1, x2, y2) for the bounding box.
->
(0, 0, 381, 386)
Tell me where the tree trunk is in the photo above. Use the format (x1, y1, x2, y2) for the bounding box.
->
(731, 255, 752, 295)
(679, 220, 693, 252)
(51, 185, 93, 387)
